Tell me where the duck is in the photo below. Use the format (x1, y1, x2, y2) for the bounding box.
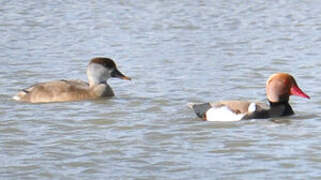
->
(187, 73, 310, 121)
(13, 57, 131, 103)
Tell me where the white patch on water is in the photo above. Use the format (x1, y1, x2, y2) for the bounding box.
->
(12, 95, 20, 101)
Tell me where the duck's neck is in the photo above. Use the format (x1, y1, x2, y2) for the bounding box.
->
(268, 101, 294, 117)
(88, 77, 107, 88)
(87, 76, 114, 97)
(87, 64, 109, 88)
(245, 100, 294, 119)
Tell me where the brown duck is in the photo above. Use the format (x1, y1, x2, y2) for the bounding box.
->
(13, 57, 131, 103)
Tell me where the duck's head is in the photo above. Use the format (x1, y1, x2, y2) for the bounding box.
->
(266, 73, 310, 103)
(87, 57, 131, 86)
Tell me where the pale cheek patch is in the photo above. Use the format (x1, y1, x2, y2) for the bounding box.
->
(206, 106, 245, 122)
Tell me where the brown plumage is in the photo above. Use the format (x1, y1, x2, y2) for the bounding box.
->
(211, 101, 255, 114)
(13, 57, 131, 103)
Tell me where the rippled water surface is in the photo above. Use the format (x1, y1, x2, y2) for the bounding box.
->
(1, 0, 321, 179)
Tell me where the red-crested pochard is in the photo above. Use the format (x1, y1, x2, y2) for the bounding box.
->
(187, 73, 310, 121)
(13, 57, 131, 103)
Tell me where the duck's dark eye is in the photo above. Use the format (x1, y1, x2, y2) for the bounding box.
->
(110, 69, 115, 75)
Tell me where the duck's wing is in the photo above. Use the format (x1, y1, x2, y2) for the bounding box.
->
(212, 101, 252, 114)
(59, 79, 89, 89)
(13, 80, 90, 103)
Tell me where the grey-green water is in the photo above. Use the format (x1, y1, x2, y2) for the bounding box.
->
(1, 0, 321, 179)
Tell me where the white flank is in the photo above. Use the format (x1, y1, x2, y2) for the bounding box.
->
(248, 102, 256, 113)
(206, 106, 245, 122)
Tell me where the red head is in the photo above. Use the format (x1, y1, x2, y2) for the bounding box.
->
(266, 73, 310, 103)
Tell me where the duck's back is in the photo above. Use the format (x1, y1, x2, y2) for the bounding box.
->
(14, 80, 92, 103)
(212, 101, 253, 114)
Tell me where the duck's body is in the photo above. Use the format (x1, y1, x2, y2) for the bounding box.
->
(13, 57, 131, 103)
(188, 73, 310, 121)
(188, 100, 292, 121)
(14, 79, 114, 103)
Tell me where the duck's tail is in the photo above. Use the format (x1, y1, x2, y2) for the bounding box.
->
(12, 89, 28, 101)
(187, 102, 212, 119)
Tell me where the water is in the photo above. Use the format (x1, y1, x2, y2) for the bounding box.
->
(1, 0, 321, 179)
